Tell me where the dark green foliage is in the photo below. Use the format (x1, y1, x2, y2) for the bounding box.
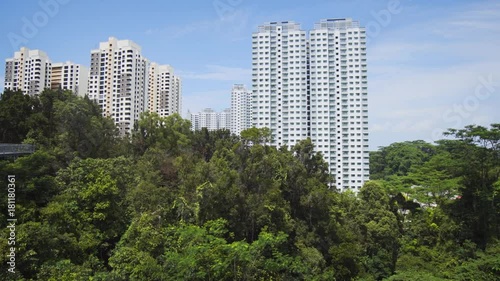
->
(441, 124, 500, 249)
(0, 89, 39, 143)
(357, 181, 400, 279)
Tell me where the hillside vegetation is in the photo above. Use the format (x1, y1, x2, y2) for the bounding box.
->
(0, 89, 499, 280)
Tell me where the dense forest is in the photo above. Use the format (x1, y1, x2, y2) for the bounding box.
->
(0, 89, 499, 280)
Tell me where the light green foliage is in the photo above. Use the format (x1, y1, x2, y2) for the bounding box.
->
(46, 157, 133, 238)
(110, 217, 302, 281)
(132, 112, 192, 156)
(402, 151, 461, 207)
(240, 127, 272, 145)
(35, 157, 135, 277)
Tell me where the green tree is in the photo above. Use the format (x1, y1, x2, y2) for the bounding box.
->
(402, 151, 461, 207)
(191, 128, 239, 162)
(132, 112, 192, 156)
(41, 157, 134, 271)
(240, 127, 272, 145)
(0, 89, 39, 143)
(370, 141, 436, 180)
(357, 181, 401, 280)
(51, 94, 119, 160)
(441, 124, 500, 248)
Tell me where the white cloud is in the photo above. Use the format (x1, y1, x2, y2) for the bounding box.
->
(448, 20, 500, 31)
(178, 65, 251, 82)
(145, 9, 251, 39)
(431, 2, 500, 37)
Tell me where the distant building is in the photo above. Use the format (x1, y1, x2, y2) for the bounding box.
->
(50, 61, 88, 96)
(190, 108, 231, 131)
(173, 76, 182, 115)
(87, 37, 149, 135)
(219, 108, 231, 130)
(199, 108, 218, 131)
(187, 110, 198, 131)
(4, 47, 52, 96)
(230, 84, 252, 136)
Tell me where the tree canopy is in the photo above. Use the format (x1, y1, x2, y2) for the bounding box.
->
(0, 89, 498, 280)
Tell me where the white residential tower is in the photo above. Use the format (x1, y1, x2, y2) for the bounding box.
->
(148, 63, 182, 118)
(230, 84, 252, 136)
(252, 19, 369, 191)
(87, 37, 149, 135)
(4, 47, 52, 96)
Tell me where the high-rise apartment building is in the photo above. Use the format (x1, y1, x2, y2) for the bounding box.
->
(50, 61, 88, 96)
(88, 37, 149, 135)
(188, 110, 199, 131)
(173, 76, 182, 115)
(230, 84, 252, 136)
(148, 63, 182, 118)
(4, 47, 52, 96)
(190, 108, 231, 131)
(252, 21, 309, 146)
(252, 19, 369, 191)
(219, 108, 231, 130)
(201, 109, 214, 130)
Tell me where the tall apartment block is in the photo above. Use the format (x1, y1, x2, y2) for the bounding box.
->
(88, 37, 149, 135)
(4, 47, 52, 96)
(188, 110, 199, 131)
(219, 108, 231, 130)
(252, 19, 369, 191)
(50, 61, 88, 96)
(190, 108, 231, 131)
(173, 76, 182, 115)
(230, 84, 252, 136)
(148, 63, 182, 118)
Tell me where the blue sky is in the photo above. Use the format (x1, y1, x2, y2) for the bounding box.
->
(1, 0, 499, 150)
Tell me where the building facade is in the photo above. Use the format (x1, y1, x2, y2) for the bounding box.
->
(219, 108, 231, 130)
(190, 108, 231, 131)
(230, 84, 252, 136)
(148, 63, 182, 118)
(87, 37, 149, 135)
(50, 61, 88, 96)
(4, 47, 52, 96)
(252, 19, 369, 191)
(173, 76, 182, 116)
